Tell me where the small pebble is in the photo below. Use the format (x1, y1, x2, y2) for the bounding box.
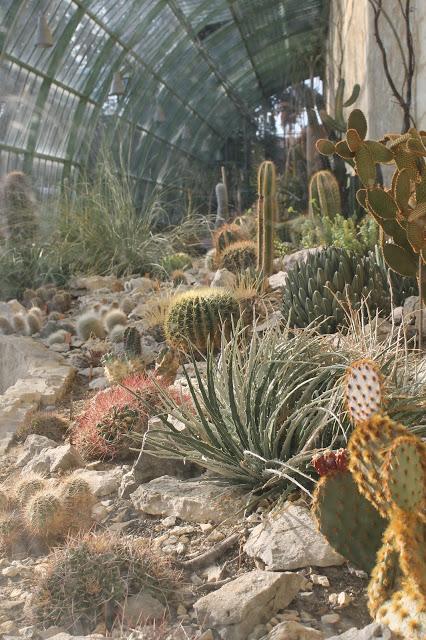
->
(2, 566, 19, 577)
(321, 613, 340, 625)
(311, 574, 330, 587)
(337, 591, 353, 607)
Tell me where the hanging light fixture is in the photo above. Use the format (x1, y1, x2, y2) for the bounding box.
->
(110, 71, 126, 97)
(36, 13, 54, 48)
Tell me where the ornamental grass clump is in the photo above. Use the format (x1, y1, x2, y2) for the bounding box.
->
(32, 533, 178, 633)
(71, 373, 181, 461)
(144, 319, 426, 502)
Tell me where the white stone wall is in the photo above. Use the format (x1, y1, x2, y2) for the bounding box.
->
(326, 0, 426, 138)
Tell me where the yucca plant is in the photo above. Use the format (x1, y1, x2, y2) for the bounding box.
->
(142, 317, 426, 502)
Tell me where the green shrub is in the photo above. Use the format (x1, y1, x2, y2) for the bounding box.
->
(300, 213, 379, 253)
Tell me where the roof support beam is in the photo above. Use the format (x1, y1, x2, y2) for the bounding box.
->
(73, 0, 226, 142)
(225, 0, 268, 100)
(166, 0, 254, 122)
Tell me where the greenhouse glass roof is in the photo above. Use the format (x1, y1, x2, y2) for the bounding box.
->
(0, 0, 325, 194)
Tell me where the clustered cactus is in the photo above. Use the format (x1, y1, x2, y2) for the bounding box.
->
(32, 533, 178, 633)
(312, 359, 426, 638)
(281, 247, 391, 333)
(164, 288, 240, 352)
(0, 474, 94, 553)
(316, 108, 426, 304)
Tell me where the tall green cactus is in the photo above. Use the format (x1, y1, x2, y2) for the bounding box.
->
(257, 160, 277, 280)
(308, 170, 342, 218)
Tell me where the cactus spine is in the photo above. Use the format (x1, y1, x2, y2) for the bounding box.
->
(257, 160, 277, 280)
(308, 170, 341, 219)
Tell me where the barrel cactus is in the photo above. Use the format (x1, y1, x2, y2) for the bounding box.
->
(219, 240, 257, 274)
(164, 288, 240, 352)
(281, 247, 391, 333)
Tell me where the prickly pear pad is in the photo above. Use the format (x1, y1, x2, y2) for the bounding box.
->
(345, 359, 383, 424)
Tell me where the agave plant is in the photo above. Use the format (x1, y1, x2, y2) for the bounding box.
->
(141, 318, 426, 502)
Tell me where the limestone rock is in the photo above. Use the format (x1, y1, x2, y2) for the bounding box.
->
(124, 277, 155, 293)
(210, 269, 237, 289)
(122, 591, 166, 626)
(327, 623, 393, 640)
(75, 468, 123, 497)
(22, 443, 84, 475)
(130, 475, 245, 523)
(16, 434, 58, 466)
(268, 271, 288, 290)
(282, 248, 323, 271)
(194, 570, 304, 640)
(70, 275, 122, 291)
(0, 335, 74, 441)
(267, 621, 324, 639)
(244, 504, 344, 570)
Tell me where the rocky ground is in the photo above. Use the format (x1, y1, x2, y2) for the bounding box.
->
(0, 253, 409, 640)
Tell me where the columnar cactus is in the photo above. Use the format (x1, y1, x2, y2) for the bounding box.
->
(0, 171, 38, 243)
(257, 160, 277, 280)
(308, 170, 342, 219)
(215, 182, 229, 227)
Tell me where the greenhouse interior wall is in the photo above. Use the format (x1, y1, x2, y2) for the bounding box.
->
(327, 0, 426, 137)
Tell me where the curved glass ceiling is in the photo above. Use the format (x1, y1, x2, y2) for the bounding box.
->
(0, 0, 324, 195)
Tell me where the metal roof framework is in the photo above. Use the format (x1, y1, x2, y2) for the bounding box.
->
(0, 0, 325, 196)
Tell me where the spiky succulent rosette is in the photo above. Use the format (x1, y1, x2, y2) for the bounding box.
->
(72, 374, 183, 461)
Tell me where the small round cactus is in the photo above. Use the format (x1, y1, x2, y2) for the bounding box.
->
(24, 491, 65, 539)
(13, 475, 47, 507)
(26, 310, 42, 335)
(104, 309, 127, 332)
(164, 288, 240, 352)
(12, 314, 29, 335)
(16, 411, 69, 442)
(47, 329, 70, 345)
(77, 313, 106, 341)
(219, 240, 257, 274)
(59, 477, 94, 532)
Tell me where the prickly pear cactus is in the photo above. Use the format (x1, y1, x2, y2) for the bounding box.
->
(342, 358, 426, 638)
(312, 465, 386, 573)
